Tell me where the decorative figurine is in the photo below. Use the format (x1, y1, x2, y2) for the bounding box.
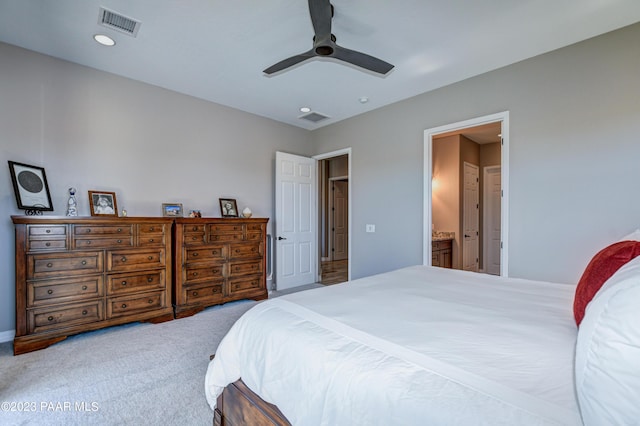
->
(121, 209, 127, 217)
(242, 207, 252, 218)
(66, 187, 78, 216)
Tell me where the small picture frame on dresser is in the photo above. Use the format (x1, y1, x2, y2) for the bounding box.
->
(219, 198, 238, 217)
(88, 191, 118, 216)
(162, 203, 183, 217)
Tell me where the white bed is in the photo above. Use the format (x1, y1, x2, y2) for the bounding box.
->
(205, 265, 584, 425)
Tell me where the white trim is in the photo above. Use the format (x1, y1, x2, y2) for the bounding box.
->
(0, 329, 15, 343)
(423, 111, 510, 276)
(313, 148, 352, 282)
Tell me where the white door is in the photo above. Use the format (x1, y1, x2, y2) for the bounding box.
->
(484, 166, 501, 275)
(275, 152, 317, 290)
(332, 180, 348, 261)
(463, 162, 479, 272)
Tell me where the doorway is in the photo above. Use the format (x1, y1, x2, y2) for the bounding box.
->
(423, 112, 510, 276)
(318, 155, 349, 285)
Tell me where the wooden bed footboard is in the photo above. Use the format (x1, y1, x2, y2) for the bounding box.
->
(214, 379, 291, 426)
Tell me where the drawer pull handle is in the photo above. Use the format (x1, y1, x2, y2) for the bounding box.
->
(192, 236, 198, 241)
(117, 239, 122, 243)
(47, 289, 53, 294)
(47, 263, 53, 268)
(81, 260, 87, 265)
(150, 227, 155, 232)
(48, 316, 54, 321)
(87, 229, 91, 233)
(121, 281, 127, 286)
(193, 272, 198, 276)
(82, 285, 87, 290)
(86, 241, 92, 245)
(121, 304, 127, 309)
(192, 291, 198, 296)
(46, 229, 51, 233)
(121, 257, 127, 262)
(45, 242, 51, 247)
(147, 277, 153, 282)
(148, 299, 153, 304)
(117, 228, 122, 232)
(192, 226, 197, 231)
(82, 310, 88, 315)
(149, 238, 154, 243)
(147, 256, 153, 261)
(252, 248, 256, 252)
(236, 249, 240, 253)
(193, 253, 199, 257)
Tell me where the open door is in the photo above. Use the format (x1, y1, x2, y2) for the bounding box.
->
(275, 151, 317, 290)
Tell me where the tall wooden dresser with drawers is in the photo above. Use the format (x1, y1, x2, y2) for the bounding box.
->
(173, 218, 269, 318)
(12, 216, 174, 355)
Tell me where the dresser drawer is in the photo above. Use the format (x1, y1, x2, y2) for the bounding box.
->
(137, 232, 165, 247)
(209, 223, 244, 234)
(27, 301, 103, 334)
(183, 232, 206, 246)
(28, 276, 103, 307)
(228, 275, 262, 295)
(74, 225, 133, 236)
(139, 223, 166, 234)
(107, 271, 165, 295)
(245, 232, 263, 242)
(28, 251, 103, 280)
(73, 236, 134, 249)
(182, 282, 223, 305)
(183, 224, 205, 234)
(246, 223, 265, 232)
(185, 246, 226, 262)
(229, 243, 262, 259)
(208, 232, 243, 243)
(28, 239, 68, 251)
(228, 260, 263, 277)
(183, 264, 224, 284)
(107, 291, 166, 318)
(107, 249, 165, 272)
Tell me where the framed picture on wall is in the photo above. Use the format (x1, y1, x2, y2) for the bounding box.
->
(219, 198, 238, 217)
(88, 191, 118, 216)
(8, 161, 54, 212)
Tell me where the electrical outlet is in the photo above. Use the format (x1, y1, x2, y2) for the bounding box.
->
(366, 224, 375, 233)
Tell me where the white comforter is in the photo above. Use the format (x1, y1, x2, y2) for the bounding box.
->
(205, 265, 582, 425)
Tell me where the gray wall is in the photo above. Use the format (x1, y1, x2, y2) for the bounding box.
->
(0, 42, 312, 335)
(312, 22, 640, 284)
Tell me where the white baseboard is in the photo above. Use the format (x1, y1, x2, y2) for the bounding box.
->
(0, 329, 15, 343)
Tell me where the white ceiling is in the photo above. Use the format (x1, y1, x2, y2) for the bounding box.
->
(1, 0, 639, 130)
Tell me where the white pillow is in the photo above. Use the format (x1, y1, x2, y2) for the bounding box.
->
(575, 255, 640, 425)
(619, 228, 640, 242)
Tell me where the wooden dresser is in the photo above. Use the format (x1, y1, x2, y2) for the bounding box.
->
(173, 218, 269, 318)
(12, 216, 174, 355)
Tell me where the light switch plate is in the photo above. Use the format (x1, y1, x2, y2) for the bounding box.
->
(366, 224, 375, 233)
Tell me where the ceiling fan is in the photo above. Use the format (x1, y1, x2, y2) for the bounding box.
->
(263, 0, 394, 75)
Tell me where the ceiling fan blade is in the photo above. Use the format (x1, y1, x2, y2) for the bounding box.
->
(263, 49, 316, 75)
(308, 0, 332, 41)
(332, 45, 394, 75)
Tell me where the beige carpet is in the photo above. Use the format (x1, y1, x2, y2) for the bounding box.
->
(0, 300, 257, 426)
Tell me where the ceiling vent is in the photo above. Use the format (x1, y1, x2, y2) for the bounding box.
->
(98, 7, 141, 37)
(299, 111, 330, 123)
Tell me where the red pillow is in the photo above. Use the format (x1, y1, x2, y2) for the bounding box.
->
(574, 241, 640, 325)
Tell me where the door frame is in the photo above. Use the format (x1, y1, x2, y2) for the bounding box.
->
(423, 111, 510, 276)
(314, 148, 352, 282)
(328, 176, 348, 261)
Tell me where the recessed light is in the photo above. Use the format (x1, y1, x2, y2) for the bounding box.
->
(358, 96, 369, 104)
(300, 107, 311, 113)
(93, 34, 115, 46)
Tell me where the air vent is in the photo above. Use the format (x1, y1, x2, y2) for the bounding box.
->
(299, 111, 330, 123)
(98, 7, 141, 37)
